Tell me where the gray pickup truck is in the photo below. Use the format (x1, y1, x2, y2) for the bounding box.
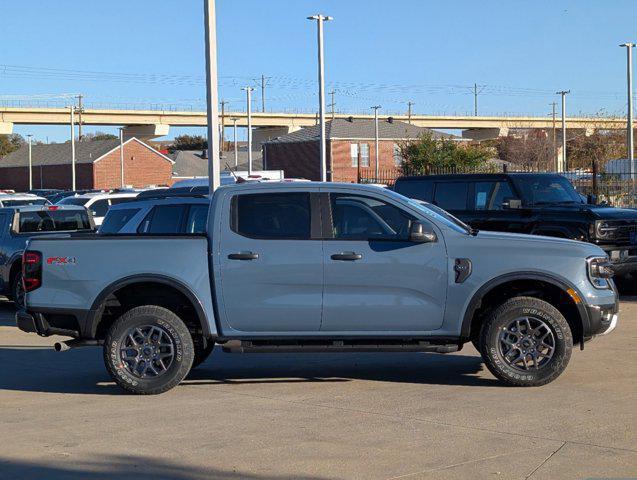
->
(17, 183, 618, 394)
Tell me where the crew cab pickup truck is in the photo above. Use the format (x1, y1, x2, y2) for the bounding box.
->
(17, 183, 618, 394)
(394, 173, 637, 277)
(0, 204, 94, 307)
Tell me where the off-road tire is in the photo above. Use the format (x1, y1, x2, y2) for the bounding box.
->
(10, 271, 25, 309)
(104, 305, 194, 394)
(480, 296, 572, 387)
(192, 342, 215, 369)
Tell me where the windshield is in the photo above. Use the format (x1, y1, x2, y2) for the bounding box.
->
(58, 197, 90, 206)
(512, 175, 584, 206)
(17, 210, 93, 233)
(1, 199, 48, 207)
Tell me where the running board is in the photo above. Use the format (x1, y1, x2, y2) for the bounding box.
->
(221, 339, 459, 354)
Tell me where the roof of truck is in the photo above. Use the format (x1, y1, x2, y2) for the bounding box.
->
(0, 204, 88, 213)
(396, 172, 563, 182)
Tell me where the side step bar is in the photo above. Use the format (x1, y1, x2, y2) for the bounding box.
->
(221, 339, 459, 354)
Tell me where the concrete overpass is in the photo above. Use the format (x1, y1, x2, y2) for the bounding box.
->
(0, 106, 628, 141)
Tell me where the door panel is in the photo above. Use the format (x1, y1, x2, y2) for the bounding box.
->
(321, 193, 447, 332)
(218, 192, 323, 332)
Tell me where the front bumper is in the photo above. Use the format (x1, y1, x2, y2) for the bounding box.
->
(584, 301, 619, 338)
(601, 246, 637, 276)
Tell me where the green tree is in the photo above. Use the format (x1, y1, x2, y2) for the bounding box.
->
(84, 131, 118, 141)
(169, 134, 207, 152)
(0, 133, 25, 157)
(399, 132, 492, 174)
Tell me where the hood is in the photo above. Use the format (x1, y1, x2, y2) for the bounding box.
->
(587, 206, 637, 220)
(476, 230, 584, 247)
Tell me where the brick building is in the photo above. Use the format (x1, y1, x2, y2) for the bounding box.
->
(0, 138, 174, 191)
(262, 118, 452, 182)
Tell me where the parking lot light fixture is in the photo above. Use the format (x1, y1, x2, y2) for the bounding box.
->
(26, 134, 33, 190)
(242, 87, 255, 175)
(620, 43, 635, 192)
(371, 105, 381, 179)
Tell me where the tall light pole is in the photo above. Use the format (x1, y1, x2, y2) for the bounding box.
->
(620, 43, 635, 190)
(119, 127, 125, 188)
(407, 101, 414, 124)
(69, 105, 76, 190)
(371, 105, 381, 179)
(556, 90, 570, 172)
(242, 87, 254, 175)
(204, 0, 221, 192)
(307, 14, 333, 182)
(231, 117, 238, 167)
(26, 134, 33, 190)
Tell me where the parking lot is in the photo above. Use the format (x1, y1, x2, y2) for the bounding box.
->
(0, 286, 634, 480)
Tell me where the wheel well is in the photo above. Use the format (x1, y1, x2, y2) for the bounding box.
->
(93, 282, 205, 342)
(468, 279, 583, 346)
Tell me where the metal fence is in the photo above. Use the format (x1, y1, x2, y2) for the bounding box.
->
(359, 162, 637, 208)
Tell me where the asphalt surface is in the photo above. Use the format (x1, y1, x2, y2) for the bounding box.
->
(0, 287, 636, 479)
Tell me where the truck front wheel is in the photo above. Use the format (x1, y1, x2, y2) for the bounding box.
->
(479, 296, 573, 387)
(104, 305, 194, 394)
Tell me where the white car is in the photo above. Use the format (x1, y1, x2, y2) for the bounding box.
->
(57, 191, 140, 226)
(0, 193, 50, 208)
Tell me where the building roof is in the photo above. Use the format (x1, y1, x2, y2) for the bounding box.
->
(263, 118, 454, 144)
(0, 137, 173, 168)
(169, 149, 263, 178)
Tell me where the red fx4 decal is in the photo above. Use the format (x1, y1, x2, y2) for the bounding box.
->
(47, 256, 77, 266)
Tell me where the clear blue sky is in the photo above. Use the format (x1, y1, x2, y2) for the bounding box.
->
(2, 0, 636, 142)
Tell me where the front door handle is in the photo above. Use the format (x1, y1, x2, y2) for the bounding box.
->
(331, 252, 362, 261)
(228, 252, 259, 260)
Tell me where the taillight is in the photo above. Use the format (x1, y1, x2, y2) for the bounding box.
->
(22, 251, 42, 292)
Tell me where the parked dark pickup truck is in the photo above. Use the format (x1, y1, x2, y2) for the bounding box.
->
(394, 173, 637, 277)
(0, 204, 94, 306)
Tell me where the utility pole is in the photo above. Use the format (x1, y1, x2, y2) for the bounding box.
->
(620, 43, 635, 191)
(254, 74, 270, 113)
(231, 117, 238, 167)
(119, 127, 125, 188)
(220, 99, 227, 152)
(76, 94, 84, 140)
(473, 84, 485, 116)
(26, 134, 33, 190)
(371, 105, 381, 180)
(204, 0, 221, 192)
(307, 14, 333, 182)
(556, 90, 570, 172)
(69, 106, 76, 190)
(550, 102, 557, 169)
(242, 86, 254, 175)
(328, 90, 336, 119)
(407, 101, 414, 124)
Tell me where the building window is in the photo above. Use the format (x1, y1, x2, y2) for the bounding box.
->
(393, 143, 404, 166)
(350, 143, 359, 167)
(360, 143, 370, 167)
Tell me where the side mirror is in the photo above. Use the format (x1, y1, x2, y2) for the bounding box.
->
(502, 197, 522, 209)
(409, 221, 437, 243)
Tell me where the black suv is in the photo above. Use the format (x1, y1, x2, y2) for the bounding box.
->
(394, 173, 637, 277)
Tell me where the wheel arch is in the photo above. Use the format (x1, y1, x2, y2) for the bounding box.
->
(86, 274, 213, 340)
(461, 272, 590, 348)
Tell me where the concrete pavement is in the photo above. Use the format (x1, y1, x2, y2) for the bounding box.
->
(0, 297, 635, 480)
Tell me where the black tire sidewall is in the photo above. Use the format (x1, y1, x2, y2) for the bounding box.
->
(11, 272, 24, 308)
(104, 306, 194, 394)
(481, 298, 572, 386)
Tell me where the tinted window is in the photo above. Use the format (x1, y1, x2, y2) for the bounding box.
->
(99, 208, 140, 234)
(512, 175, 583, 205)
(141, 205, 187, 234)
(330, 194, 414, 240)
(433, 182, 468, 210)
(474, 181, 516, 210)
(394, 179, 433, 201)
(110, 197, 136, 205)
(89, 199, 109, 217)
(185, 204, 209, 234)
(58, 197, 90, 206)
(1, 199, 48, 207)
(233, 193, 311, 239)
(18, 211, 92, 233)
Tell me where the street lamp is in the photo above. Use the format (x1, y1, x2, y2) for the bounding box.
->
(620, 43, 635, 191)
(371, 105, 381, 179)
(556, 90, 570, 172)
(69, 105, 76, 190)
(307, 14, 333, 182)
(231, 117, 239, 167)
(242, 87, 254, 175)
(119, 127, 125, 188)
(26, 134, 33, 190)
(204, 0, 221, 192)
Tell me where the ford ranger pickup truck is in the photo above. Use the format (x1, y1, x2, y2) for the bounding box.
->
(16, 182, 618, 394)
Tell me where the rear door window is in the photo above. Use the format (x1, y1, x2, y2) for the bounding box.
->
(232, 192, 311, 239)
(89, 199, 109, 217)
(100, 208, 141, 234)
(433, 182, 468, 210)
(138, 205, 187, 234)
(185, 204, 209, 234)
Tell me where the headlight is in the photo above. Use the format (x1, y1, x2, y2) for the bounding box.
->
(594, 220, 618, 239)
(587, 256, 614, 289)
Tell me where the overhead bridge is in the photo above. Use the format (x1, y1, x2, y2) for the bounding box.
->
(0, 106, 628, 140)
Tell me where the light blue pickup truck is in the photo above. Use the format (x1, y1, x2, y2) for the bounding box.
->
(17, 183, 618, 394)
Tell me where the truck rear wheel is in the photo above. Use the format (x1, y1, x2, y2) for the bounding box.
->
(479, 296, 572, 387)
(11, 272, 25, 309)
(104, 305, 194, 394)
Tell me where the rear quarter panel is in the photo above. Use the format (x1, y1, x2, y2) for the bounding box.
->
(26, 236, 217, 335)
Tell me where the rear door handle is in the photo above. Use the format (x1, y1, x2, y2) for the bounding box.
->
(228, 252, 259, 260)
(331, 252, 362, 261)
